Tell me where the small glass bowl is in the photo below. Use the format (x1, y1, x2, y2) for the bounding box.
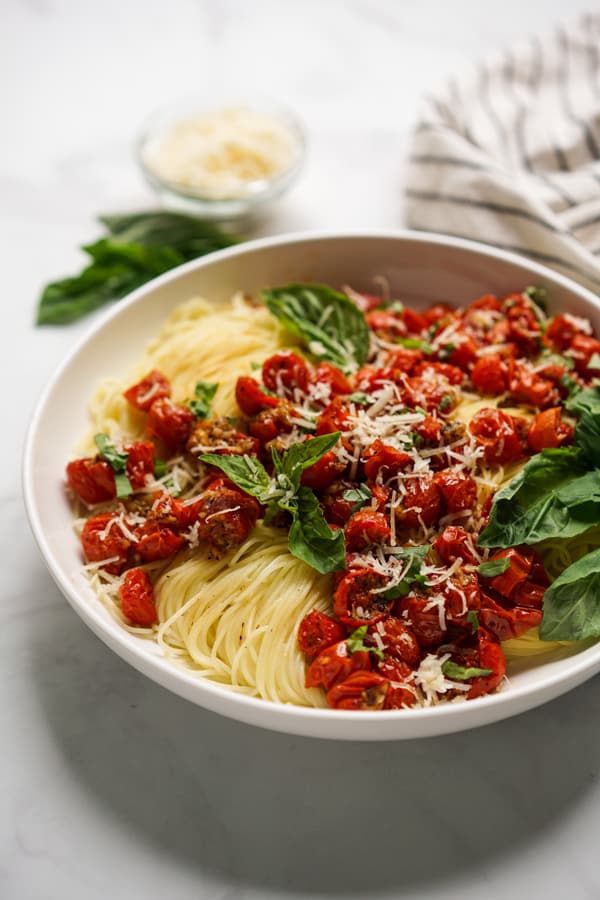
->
(135, 96, 307, 221)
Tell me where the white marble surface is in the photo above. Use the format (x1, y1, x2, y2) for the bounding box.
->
(5, 1, 600, 897)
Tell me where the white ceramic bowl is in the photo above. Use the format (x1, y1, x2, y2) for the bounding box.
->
(24, 231, 600, 740)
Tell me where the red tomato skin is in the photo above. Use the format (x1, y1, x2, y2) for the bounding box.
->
(313, 362, 352, 396)
(197, 488, 260, 555)
(81, 513, 130, 574)
(446, 335, 479, 371)
(300, 450, 346, 490)
(119, 568, 157, 627)
(262, 351, 310, 397)
(379, 659, 417, 709)
(478, 593, 543, 640)
(136, 524, 186, 562)
(298, 610, 346, 657)
(471, 354, 508, 395)
(305, 640, 371, 690)
(527, 407, 573, 452)
(469, 408, 525, 464)
(315, 397, 352, 436)
(434, 526, 478, 565)
(433, 469, 477, 513)
(333, 568, 392, 628)
(423, 303, 454, 325)
(146, 398, 194, 450)
(384, 348, 424, 373)
(402, 308, 427, 334)
(401, 596, 446, 647)
(150, 492, 203, 530)
(366, 310, 406, 337)
(344, 509, 391, 551)
(66, 458, 116, 504)
(322, 483, 356, 526)
(482, 548, 533, 599)
(413, 361, 465, 385)
(363, 440, 411, 481)
(123, 370, 171, 411)
(467, 628, 506, 699)
(568, 334, 600, 375)
(125, 441, 156, 490)
(235, 376, 279, 416)
(369, 617, 420, 667)
(327, 671, 389, 710)
(545, 314, 583, 351)
(396, 475, 443, 528)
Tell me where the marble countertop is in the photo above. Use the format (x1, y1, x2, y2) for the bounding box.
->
(5, 1, 600, 898)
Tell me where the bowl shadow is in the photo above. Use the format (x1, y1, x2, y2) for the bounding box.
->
(29, 565, 600, 896)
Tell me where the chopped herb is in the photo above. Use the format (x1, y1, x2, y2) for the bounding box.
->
(384, 300, 404, 313)
(343, 484, 373, 514)
(477, 557, 511, 578)
(347, 392, 371, 405)
(396, 337, 434, 354)
(438, 343, 456, 360)
(589, 352, 600, 370)
(439, 394, 453, 411)
(441, 661, 493, 681)
(347, 624, 384, 661)
(560, 373, 580, 397)
(94, 433, 133, 499)
(154, 458, 167, 478)
(467, 610, 479, 634)
(524, 285, 548, 312)
(250, 361, 261, 371)
(188, 381, 218, 419)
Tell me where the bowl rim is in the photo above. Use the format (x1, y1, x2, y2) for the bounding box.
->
(23, 228, 600, 739)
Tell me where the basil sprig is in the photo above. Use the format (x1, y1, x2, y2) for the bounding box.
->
(37, 212, 236, 325)
(199, 433, 345, 574)
(477, 558, 511, 578)
(94, 433, 133, 499)
(262, 284, 370, 374)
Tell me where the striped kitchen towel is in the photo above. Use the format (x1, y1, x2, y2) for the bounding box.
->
(405, 13, 600, 294)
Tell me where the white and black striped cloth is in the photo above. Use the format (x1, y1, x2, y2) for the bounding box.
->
(405, 13, 600, 293)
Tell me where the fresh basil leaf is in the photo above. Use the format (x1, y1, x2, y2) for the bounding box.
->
(281, 432, 341, 490)
(198, 453, 271, 499)
(477, 447, 600, 548)
(566, 385, 600, 466)
(524, 285, 548, 312)
(288, 487, 346, 573)
(382, 545, 430, 598)
(540, 547, 600, 640)
(439, 394, 453, 411)
(94, 433, 133, 498)
(477, 558, 511, 578)
(541, 351, 575, 371)
(343, 484, 373, 514)
(37, 212, 236, 325)
(188, 381, 218, 419)
(589, 353, 600, 370)
(347, 624, 384, 661)
(441, 661, 492, 680)
(263, 284, 369, 374)
(467, 610, 479, 634)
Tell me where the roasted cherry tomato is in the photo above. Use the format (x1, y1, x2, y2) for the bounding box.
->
(322, 481, 357, 525)
(235, 376, 279, 417)
(401, 595, 446, 647)
(509, 365, 557, 409)
(382, 660, 417, 709)
(80, 513, 130, 574)
(395, 475, 443, 528)
(150, 492, 203, 530)
(440, 574, 481, 626)
(434, 525, 478, 565)
(125, 441, 156, 490)
(433, 469, 477, 513)
(197, 487, 260, 555)
(568, 333, 600, 375)
(136, 524, 186, 562)
(527, 407, 573, 452)
(262, 351, 310, 398)
(312, 362, 352, 397)
(478, 593, 543, 640)
(333, 568, 392, 627)
(297, 610, 346, 657)
(315, 397, 352, 436)
(365, 310, 407, 338)
(363, 440, 411, 481)
(469, 408, 525, 464)
(414, 361, 465, 385)
(300, 450, 346, 491)
(545, 314, 586, 351)
(344, 509, 391, 551)
(471, 354, 508, 395)
(119, 568, 157, 628)
(188, 416, 260, 457)
(467, 628, 506, 699)
(123, 369, 171, 411)
(368, 617, 420, 667)
(327, 671, 389, 710)
(66, 458, 116, 505)
(305, 639, 371, 691)
(146, 398, 194, 450)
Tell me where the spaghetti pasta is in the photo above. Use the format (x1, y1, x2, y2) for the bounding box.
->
(66, 285, 600, 711)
